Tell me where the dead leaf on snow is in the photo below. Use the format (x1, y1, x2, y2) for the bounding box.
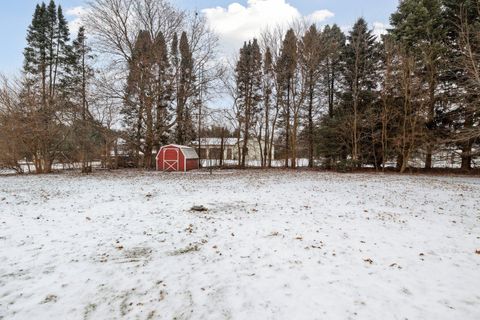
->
(41, 294, 58, 304)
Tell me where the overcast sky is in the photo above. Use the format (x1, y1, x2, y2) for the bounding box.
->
(0, 0, 399, 76)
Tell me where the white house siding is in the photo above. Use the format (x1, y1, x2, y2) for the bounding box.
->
(191, 138, 274, 163)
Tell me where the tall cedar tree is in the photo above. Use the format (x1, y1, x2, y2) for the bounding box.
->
(235, 39, 263, 167)
(276, 29, 298, 168)
(262, 47, 275, 167)
(442, 0, 480, 170)
(176, 32, 196, 145)
(299, 24, 323, 168)
(124, 31, 153, 167)
(124, 30, 174, 169)
(390, 0, 446, 169)
(378, 35, 398, 171)
(70, 26, 95, 173)
(23, 0, 71, 173)
(322, 25, 346, 118)
(316, 24, 346, 168)
(341, 18, 379, 165)
(152, 32, 174, 153)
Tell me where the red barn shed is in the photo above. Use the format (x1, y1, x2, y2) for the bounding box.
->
(156, 144, 199, 172)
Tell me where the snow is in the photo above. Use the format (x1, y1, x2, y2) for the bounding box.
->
(0, 170, 479, 319)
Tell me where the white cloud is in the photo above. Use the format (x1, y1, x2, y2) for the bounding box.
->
(372, 21, 389, 39)
(339, 22, 390, 41)
(307, 10, 335, 23)
(66, 6, 87, 36)
(202, 0, 334, 54)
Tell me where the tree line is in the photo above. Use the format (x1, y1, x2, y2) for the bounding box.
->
(0, 0, 478, 173)
(0, 1, 96, 173)
(0, 0, 222, 173)
(231, 0, 479, 171)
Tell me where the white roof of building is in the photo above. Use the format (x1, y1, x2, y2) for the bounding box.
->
(191, 138, 239, 146)
(161, 144, 199, 159)
(165, 144, 196, 149)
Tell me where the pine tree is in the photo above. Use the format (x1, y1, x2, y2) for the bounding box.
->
(123, 30, 177, 169)
(235, 39, 263, 167)
(442, 0, 480, 170)
(322, 24, 346, 119)
(176, 31, 195, 145)
(23, 0, 72, 173)
(124, 30, 154, 167)
(276, 29, 298, 168)
(340, 18, 380, 165)
(262, 47, 275, 167)
(378, 35, 398, 171)
(152, 31, 174, 153)
(170, 33, 180, 145)
(299, 24, 323, 168)
(316, 24, 346, 168)
(390, 0, 446, 169)
(70, 26, 95, 173)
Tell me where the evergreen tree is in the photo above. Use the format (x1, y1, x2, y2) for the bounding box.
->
(316, 24, 346, 168)
(152, 31, 174, 152)
(123, 30, 176, 168)
(276, 29, 298, 167)
(176, 32, 195, 145)
(340, 18, 380, 165)
(124, 30, 154, 167)
(299, 24, 323, 168)
(170, 33, 180, 144)
(442, 0, 480, 170)
(390, 0, 446, 169)
(23, 0, 72, 173)
(235, 39, 263, 167)
(70, 26, 95, 173)
(378, 35, 400, 171)
(262, 47, 275, 167)
(322, 24, 346, 119)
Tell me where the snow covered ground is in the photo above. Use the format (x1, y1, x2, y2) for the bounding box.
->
(0, 170, 479, 320)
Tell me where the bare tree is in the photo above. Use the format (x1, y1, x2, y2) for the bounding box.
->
(379, 36, 396, 171)
(86, 0, 184, 62)
(397, 48, 424, 173)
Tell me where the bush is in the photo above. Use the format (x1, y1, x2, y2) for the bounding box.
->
(334, 159, 358, 173)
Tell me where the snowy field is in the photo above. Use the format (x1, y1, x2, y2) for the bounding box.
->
(1, 170, 479, 320)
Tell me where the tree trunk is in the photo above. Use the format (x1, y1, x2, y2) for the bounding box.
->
(425, 147, 433, 170)
(268, 104, 279, 168)
(461, 141, 473, 171)
(263, 95, 270, 168)
(241, 111, 249, 167)
(285, 80, 291, 168)
(291, 109, 298, 169)
(424, 63, 436, 170)
(307, 76, 314, 168)
(220, 132, 225, 167)
(144, 100, 154, 169)
(81, 48, 89, 174)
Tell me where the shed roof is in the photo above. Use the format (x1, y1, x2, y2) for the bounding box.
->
(160, 144, 199, 159)
(182, 148, 199, 159)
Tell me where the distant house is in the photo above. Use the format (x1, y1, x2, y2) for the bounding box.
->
(191, 137, 274, 163)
